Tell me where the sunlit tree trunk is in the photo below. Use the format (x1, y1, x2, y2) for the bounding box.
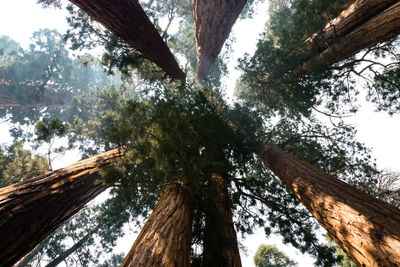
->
(295, 0, 400, 75)
(0, 148, 124, 266)
(192, 0, 247, 80)
(68, 0, 185, 81)
(202, 175, 242, 267)
(301, 0, 396, 63)
(259, 145, 400, 267)
(121, 182, 194, 267)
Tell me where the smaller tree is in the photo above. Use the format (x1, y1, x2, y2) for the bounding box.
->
(0, 141, 48, 186)
(254, 244, 297, 267)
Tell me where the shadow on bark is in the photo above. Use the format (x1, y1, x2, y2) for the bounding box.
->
(0, 148, 124, 266)
(259, 145, 400, 266)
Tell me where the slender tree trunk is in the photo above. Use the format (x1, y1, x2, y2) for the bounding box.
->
(45, 224, 101, 267)
(192, 0, 247, 80)
(15, 240, 48, 267)
(121, 182, 194, 267)
(259, 145, 400, 267)
(68, 0, 185, 81)
(202, 175, 242, 267)
(296, 1, 400, 75)
(0, 148, 124, 266)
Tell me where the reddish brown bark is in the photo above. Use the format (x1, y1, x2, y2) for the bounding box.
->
(296, 1, 400, 75)
(202, 175, 242, 267)
(193, 0, 247, 80)
(121, 182, 194, 267)
(68, 0, 185, 81)
(301, 0, 396, 64)
(259, 145, 400, 267)
(0, 148, 124, 266)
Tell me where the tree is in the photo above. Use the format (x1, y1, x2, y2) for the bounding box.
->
(4, 0, 400, 266)
(67, 0, 185, 80)
(202, 175, 242, 267)
(259, 145, 400, 266)
(0, 30, 118, 138)
(192, 0, 247, 80)
(237, 0, 400, 116)
(254, 244, 297, 267)
(0, 30, 73, 108)
(121, 183, 194, 267)
(0, 147, 123, 266)
(0, 141, 48, 186)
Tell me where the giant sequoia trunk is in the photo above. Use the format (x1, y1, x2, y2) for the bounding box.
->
(121, 182, 194, 267)
(202, 175, 242, 267)
(68, 0, 185, 81)
(192, 0, 247, 80)
(299, 0, 396, 65)
(0, 148, 124, 266)
(259, 145, 400, 267)
(295, 1, 400, 75)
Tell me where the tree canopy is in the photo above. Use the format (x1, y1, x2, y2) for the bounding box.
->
(2, 0, 400, 266)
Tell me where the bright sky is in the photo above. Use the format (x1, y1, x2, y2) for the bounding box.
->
(1, 1, 400, 266)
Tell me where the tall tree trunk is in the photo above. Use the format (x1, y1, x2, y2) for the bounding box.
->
(45, 224, 101, 267)
(192, 0, 247, 80)
(121, 182, 194, 267)
(296, 1, 400, 75)
(202, 175, 242, 267)
(0, 148, 124, 266)
(68, 0, 185, 81)
(300, 0, 396, 64)
(259, 145, 400, 267)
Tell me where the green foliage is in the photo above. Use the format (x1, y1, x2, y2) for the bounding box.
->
(66, 81, 379, 265)
(35, 117, 69, 143)
(237, 0, 400, 116)
(5, 1, 398, 266)
(254, 244, 297, 267)
(0, 31, 119, 141)
(25, 197, 130, 266)
(0, 141, 48, 187)
(98, 253, 125, 267)
(326, 236, 357, 267)
(372, 60, 400, 115)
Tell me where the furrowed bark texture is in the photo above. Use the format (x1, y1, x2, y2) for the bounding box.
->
(0, 148, 124, 266)
(202, 175, 242, 267)
(296, 1, 400, 75)
(301, 0, 396, 63)
(121, 183, 194, 267)
(193, 0, 247, 80)
(68, 0, 185, 80)
(259, 145, 400, 267)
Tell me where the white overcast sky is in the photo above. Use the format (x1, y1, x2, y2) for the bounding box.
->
(1, 1, 400, 266)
